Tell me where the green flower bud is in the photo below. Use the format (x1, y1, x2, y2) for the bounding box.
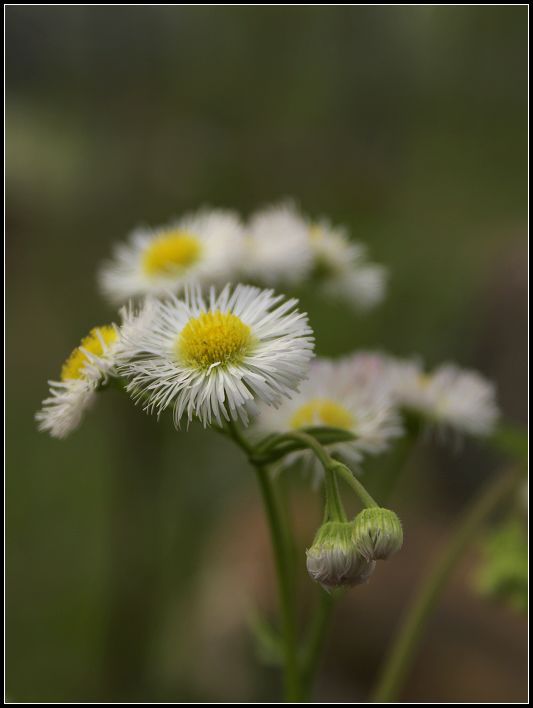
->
(352, 507, 403, 561)
(306, 521, 376, 589)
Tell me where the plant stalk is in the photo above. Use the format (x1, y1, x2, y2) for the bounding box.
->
(372, 465, 524, 702)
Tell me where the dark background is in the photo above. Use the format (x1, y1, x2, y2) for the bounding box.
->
(6, 6, 527, 702)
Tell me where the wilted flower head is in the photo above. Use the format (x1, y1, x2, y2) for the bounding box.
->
(36, 324, 120, 438)
(98, 208, 246, 304)
(352, 507, 403, 561)
(306, 521, 376, 589)
(118, 284, 315, 427)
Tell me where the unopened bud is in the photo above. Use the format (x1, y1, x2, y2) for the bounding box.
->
(352, 507, 403, 561)
(306, 521, 376, 589)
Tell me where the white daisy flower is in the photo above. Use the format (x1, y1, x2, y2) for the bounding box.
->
(308, 219, 387, 310)
(118, 284, 315, 427)
(245, 203, 314, 287)
(253, 357, 402, 480)
(36, 325, 120, 439)
(390, 359, 499, 437)
(98, 208, 246, 304)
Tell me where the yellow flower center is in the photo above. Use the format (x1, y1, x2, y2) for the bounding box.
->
(60, 325, 117, 381)
(308, 224, 324, 242)
(176, 310, 252, 370)
(142, 229, 202, 276)
(290, 398, 354, 430)
(417, 373, 431, 388)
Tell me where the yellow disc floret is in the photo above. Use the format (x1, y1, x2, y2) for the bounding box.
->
(308, 224, 324, 242)
(60, 325, 117, 381)
(417, 373, 431, 388)
(142, 229, 202, 276)
(290, 398, 354, 430)
(176, 310, 252, 370)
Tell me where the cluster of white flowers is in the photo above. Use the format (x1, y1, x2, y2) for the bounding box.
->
(36, 202, 500, 460)
(249, 351, 498, 480)
(98, 202, 386, 311)
(36, 285, 315, 437)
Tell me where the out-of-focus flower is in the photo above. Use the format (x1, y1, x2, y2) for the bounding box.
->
(98, 209, 245, 303)
(253, 357, 402, 480)
(36, 325, 119, 438)
(352, 507, 403, 561)
(244, 203, 313, 287)
(389, 360, 499, 437)
(306, 520, 375, 589)
(118, 284, 315, 427)
(308, 219, 387, 310)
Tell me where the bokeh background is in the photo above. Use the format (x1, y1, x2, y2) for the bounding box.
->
(6, 5, 527, 703)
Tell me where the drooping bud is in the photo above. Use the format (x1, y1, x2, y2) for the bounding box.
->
(352, 507, 403, 561)
(306, 521, 376, 589)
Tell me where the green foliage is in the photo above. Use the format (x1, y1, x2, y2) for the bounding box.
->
(473, 516, 528, 614)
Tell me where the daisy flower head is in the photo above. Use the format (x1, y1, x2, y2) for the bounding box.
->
(98, 208, 245, 304)
(245, 202, 314, 287)
(118, 284, 315, 428)
(253, 357, 402, 481)
(390, 359, 499, 437)
(36, 324, 120, 439)
(308, 218, 387, 311)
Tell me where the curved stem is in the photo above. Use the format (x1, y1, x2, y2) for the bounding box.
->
(333, 462, 379, 509)
(371, 465, 524, 703)
(323, 467, 346, 522)
(283, 430, 379, 510)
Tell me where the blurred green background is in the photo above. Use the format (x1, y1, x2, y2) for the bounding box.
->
(6, 6, 527, 703)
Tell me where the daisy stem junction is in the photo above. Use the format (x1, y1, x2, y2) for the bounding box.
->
(281, 430, 379, 510)
(223, 423, 381, 701)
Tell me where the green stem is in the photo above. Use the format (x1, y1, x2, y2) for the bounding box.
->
(254, 465, 302, 701)
(370, 430, 419, 503)
(371, 465, 524, 703)
(225, 422, 302, 701)
(282, 431, 378, 510)
(301, 589, 338, 698)
(323, 467, 346, 522)
(333, 462, 379, 509)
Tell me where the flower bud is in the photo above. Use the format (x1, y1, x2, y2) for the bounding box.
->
(306, 521, 376, 589)
(352, 507, 403, 561)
